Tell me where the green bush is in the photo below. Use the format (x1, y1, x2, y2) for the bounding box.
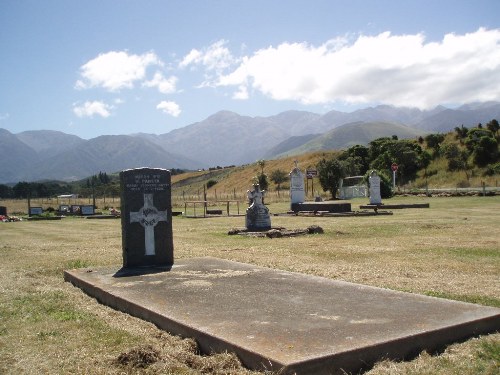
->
(206, 179, 217, 189)
(483, 162, 500, 176)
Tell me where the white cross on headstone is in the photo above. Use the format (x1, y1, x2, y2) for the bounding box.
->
(130, 193, 168, 256)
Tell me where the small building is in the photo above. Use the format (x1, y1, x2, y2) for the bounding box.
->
(339, 176, 367, 199)
(57, 194, 78, 204)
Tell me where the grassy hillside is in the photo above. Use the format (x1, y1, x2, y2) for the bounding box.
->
(172, 129, 500, 200)
(274, 121, 424, 158)
(413, 132, 500, 189)
(171, 151, 339, 200)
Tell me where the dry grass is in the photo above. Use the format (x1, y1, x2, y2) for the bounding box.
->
(0, 195, 499, 374)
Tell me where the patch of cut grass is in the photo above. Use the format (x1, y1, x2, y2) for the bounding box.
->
(66, 259, 92, 269)
(421, 247, 500, 260)
(477, 339, 500, 365)
(9, 291, 90, 323)
(423, 290, 500, 308)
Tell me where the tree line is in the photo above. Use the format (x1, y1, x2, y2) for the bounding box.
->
(0, 169, 188, 200)
(0, 171, 118, 199)
(316, 119, 499, 199)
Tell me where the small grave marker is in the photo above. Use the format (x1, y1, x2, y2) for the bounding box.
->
(369, 170, 382, 205)
(29, 207, 43, 216)
(80, 205, 95, 216)
(120, 167, 173, 268)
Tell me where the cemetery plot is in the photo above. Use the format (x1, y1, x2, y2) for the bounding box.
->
(65, 257, 500, 375)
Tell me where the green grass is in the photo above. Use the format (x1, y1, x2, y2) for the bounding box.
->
(423, 291, 500, 308)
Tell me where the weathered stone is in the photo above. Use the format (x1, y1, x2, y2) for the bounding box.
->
(289, 160, 305, 208)
(65, 257, 500, 375)
(246, 184, 271, 230)
(369, 170, 382, 205)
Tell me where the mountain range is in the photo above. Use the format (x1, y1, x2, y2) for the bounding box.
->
(1, 102, 500, 183)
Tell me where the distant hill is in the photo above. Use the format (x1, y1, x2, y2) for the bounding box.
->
(271, 121, 424, 158)
(16, 130, 84, 158)
(28, 135, 200, 181)
(2, 101, 500, 183)
(415, 102, 500, 132)
(0, 128, 39, 183)
(264, 134, 320, 158)
(141, 110, 292, 167)
(0, 130, 199, 183)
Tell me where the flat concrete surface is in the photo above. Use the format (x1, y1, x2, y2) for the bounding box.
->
(360, 203, 430, 209)
(297, 210, 393, 217)
(292, 201, 352, 214)
(65, 257, 500, 375)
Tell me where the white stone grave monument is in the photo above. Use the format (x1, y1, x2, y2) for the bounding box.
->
(369, 170, 382, 205)
(289, 160, 305, 210)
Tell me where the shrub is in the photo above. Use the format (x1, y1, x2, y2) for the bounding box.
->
(483, 162, 500, 176)
(206, 179, 217, 189)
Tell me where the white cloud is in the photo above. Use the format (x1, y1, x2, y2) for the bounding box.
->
(179, 49, 202, 68)
(215, 28, 500, 109)
(143, 72, 178, 94)
(73, 101, 113, 118)
(76, 51, 162, 91)
(179, 40, 236, 74)
(0, 113, 9, 121)
(232, 85, 249, 100)
(156, 101, 181, 117)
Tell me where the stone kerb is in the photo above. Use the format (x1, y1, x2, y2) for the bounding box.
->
(120, 167, 173, 268)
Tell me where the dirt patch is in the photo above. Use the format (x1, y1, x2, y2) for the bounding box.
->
(228, 225, 324, 238)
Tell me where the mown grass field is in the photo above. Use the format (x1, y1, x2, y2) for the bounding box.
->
(0, 195, 499, 374)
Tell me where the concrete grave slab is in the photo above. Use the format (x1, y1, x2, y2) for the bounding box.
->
(291, 201, 352, 214)
(65, 257, 500, 375)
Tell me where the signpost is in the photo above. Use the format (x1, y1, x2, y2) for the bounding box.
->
(306, 169, 317, 196)
(391, 163, 398, 189)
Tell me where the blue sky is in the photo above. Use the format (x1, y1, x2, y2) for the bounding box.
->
(1, 1, 499, 139)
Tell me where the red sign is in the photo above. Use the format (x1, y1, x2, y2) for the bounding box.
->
(391, 163, 398, 172)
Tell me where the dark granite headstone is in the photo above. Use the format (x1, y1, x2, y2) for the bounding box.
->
(80, 205, 95, 216)
(29, 207, 43, 216)
(0, 206, 7, 216)
(120, 168, 173, 268)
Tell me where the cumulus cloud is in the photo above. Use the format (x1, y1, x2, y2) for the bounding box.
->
(143, 72, 178, 94)
(156, 101, 181, 117)
(179, 40, 237, 77)
(76, 51, 162, 91)
(73, 101, 113, 118)
(215, 28, 500, 109)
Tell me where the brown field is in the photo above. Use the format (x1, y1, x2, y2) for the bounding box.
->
(0, 195, 499, 374)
